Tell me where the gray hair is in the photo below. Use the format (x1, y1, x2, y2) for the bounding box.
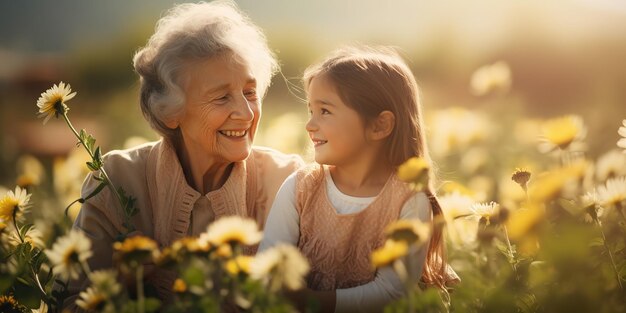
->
(133, 0, 278, 139)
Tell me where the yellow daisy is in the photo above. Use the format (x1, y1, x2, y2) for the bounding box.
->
(76, 287, 106, 311)
(0, 186, 32, 223)
(113, 235, 159, 266)
(172, 278, 187, 293)
(16, 155, 45, 188)
(539, 115, 586, 151)
(596, 150, 626, 181)
(384, 219, 430, 246)
(397, 157, 429, 187)
(36, 82, 76, 124)
(0, 294, 24, 312)
(45, 229, 93, 280)
(511, 168, 531, 191)
(506, 204, 545, 240)
(251, 244, 310, 291)
(4, 225, 45, 250)
(371, 239, 408, 268)
(470, 201, 500, 225)
(470, 61, 512, 96)
(90, 269, 121, 297)
(203, 216, 262, 247)
(596, 176, 626, 209)
(225, 255, 254, 275)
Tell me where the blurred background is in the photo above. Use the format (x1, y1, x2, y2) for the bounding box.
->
(1, 0, 626, 194)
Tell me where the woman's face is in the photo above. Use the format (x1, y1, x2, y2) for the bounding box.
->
(173, 53, 260, 164)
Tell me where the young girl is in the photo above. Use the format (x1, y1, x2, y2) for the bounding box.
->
(259, 46, 455, 312)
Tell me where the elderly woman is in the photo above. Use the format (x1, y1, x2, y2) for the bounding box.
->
(67, 0, 302, 306)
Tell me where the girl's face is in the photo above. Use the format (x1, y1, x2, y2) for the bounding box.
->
(305, 74, 369, 166)
(174, 53, 260, 164)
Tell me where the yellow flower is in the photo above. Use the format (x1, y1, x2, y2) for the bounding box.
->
(0, 295, 24, 312)
(596, 176, 626, 209)
(90, 269, 121, 297)
(470, 61, 512, 96)
(618, 119, 626, 152)
(371, 239, 408, 268)
(251, 244, 310, 291)
(174, 236, 210, 254)
(113, 236, 159, 266)
(76, 287, 106, 311)
(384, 219, 430, 246)
(470, 202, 500, 225)
(0, 186, 32, 223)
(460, 147, 488, 174)
(36, 81, 76, 124)
(397, 157, 429, 187)
(45, 229, 93, 280)
(53, 149, 91, 221)
(511, 168, 531, 191)
(203, 216, 262, 247)
(225, 255, 253, 275)
(172, 278, 187, 293)
(528, 171, 569, 203)
(539, 115, 586, 151)
(596, 150, 626, 181)
(16, 155, 45, 188)
(429, 107, 490, 156)
(4, 225, 45, 251)
(439, 192, 479, 247)
(506, 205, 545, 240)
(440, 181, 475, 198)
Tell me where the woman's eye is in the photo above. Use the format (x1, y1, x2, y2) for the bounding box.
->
(321, 108, 331, 115)
(215, 95, 229, 103)
(244, 89, 258, 100)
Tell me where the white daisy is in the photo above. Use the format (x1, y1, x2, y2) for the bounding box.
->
(251, 244, 310, 291)
(45, 229, 93, 280)
(36, 81, 76, 124)
(596, 176, 626, 209)
(202, 216, 262, 247)
(0, 186, 32, 223)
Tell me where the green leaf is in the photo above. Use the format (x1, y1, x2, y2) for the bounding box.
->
(144, 298, 162, 313)
(13, 279, 43, 309)
(86, 161, 98, 171)
(182, 266, 205, 287)
(83, 181, 107, 202)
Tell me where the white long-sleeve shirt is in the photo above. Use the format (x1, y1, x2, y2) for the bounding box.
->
(259, 167, 432, 313)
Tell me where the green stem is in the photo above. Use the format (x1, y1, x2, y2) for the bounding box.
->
(596, 219, 623, 290)
(12, 208, 24, 244)
(61, 112, 133, 233)
(29, 265, 49, 302)
(502, 225, 518, 274)
(137, 265, 145, 313)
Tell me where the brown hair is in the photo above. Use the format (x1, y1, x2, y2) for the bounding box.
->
(303, 46, 453, 289)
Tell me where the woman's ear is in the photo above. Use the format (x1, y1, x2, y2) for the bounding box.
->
(163, 117, 179, 129)
(368, 110, 395, 141)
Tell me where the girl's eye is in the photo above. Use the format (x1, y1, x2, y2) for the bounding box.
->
(321, 108, 331, 115)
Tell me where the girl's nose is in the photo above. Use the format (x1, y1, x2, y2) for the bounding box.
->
(305, 117, 318, 132)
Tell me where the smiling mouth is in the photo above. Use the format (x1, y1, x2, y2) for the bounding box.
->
(312, 139, 327, 147)
(218, 129, 248, 138)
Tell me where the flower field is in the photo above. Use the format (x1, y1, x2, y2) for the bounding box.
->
(1, 62, 625, 313)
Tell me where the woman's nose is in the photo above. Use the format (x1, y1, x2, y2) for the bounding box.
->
(230, 95, 254, 121)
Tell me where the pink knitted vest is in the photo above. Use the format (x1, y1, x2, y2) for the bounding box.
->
(295, 165, 415, 290)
